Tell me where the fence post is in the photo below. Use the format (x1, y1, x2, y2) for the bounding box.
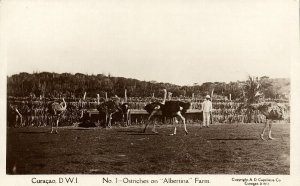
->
(125, 89, 127, 103)
(83, 92, 86, 101)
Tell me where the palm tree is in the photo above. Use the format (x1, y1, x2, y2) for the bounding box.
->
(243, 76, 261, 104)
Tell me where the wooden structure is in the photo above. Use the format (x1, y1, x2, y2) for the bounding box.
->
(87, 109, 203, 125)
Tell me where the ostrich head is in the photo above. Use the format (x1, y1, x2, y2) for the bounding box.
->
(254, 91, 263, 98)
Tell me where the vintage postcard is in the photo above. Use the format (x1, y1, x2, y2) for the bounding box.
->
(0, 0, 299, 186)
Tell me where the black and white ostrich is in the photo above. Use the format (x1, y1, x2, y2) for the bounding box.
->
(97, 90, 130, 128)
(143, 89, 191, 135)
(47, 98, 67, 133)
(7, 104, 23, 127)
(119, 89, 131, 126)
(248, 101, 287, 140)
(97, 99, 119, 128)
(240, 76, 288, 140)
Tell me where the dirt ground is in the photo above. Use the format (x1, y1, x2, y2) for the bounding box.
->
(6, 123, 289, 174)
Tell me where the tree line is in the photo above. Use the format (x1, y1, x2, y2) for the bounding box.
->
(7, 72, 290, 100)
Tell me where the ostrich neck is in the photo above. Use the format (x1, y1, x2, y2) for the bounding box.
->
(61, 99, 67, 110)
(15, 108, 22, 117)
(124, 90, 127, 103)
(162, 89, 167, 104)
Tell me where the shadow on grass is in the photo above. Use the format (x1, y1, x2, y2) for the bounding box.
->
(117, 129, 161, 135)
(117, 130, 143, 133)
(208, 138, 258, 141)
(67, 128, 96, 130)
(17, 131, 48, 134)
(128, 133, 159, 135)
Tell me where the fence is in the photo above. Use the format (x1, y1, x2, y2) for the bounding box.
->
(7, 97, 290, 127)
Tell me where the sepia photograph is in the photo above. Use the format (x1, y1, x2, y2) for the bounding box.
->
(0, 0, 299, 185)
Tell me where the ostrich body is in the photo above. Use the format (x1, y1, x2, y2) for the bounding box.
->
(47, 98, 67, 133)
(143, 89, 191, 135)
(119, 102, 131, 126)
(7, 104, 23, 127)
(97, 100, 119, 128)
(239, 76, 288, 140)
(97, 90, 131, 128)
(118, 89, 131, 126)
(250, 102, 286, 140)
(16, 103, 32, 127)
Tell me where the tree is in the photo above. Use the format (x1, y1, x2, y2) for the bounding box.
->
(243, 76, 261, 104)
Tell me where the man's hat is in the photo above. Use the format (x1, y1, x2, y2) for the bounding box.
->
(206, 95, 211, 99)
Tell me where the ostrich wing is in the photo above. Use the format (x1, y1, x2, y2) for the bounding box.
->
(52, 103, 66, 111)
(144, 102, 162, 114)
(97, 101, 120, 114)
(267, 105, 285, 120)
(106, 101, 120, 113)
(97, 104, 107, 113)
(178, 101, 191, 113)
(121, 103, 129, 113)
(256, 102, 285, 120)
(162, 101, 191, 116)
(49, 102, 67, 116)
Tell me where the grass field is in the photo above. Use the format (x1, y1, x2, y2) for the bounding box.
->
(6, 123, 290, 174)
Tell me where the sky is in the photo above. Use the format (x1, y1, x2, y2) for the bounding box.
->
(1, 0, 299, 85)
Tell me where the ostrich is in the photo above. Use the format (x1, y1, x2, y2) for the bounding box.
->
(47, 98, 67, 133)
(7, 104, 23, 127)
(143, 89, 191, 135)
(240, 76, 288, 140)
(248, 102, 287, 140)
(119, 103, 130, 126)
(97, 90, 131, 128)
(97, 93, 120, 128)
(120, 89, 131, 126)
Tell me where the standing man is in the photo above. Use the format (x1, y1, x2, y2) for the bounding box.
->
(202, 95, 213, 128)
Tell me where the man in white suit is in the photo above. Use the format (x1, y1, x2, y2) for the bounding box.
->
(202, 95, 213, 128)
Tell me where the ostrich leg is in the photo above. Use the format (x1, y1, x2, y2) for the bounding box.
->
(50, 117, 59, 134)
(142, 113, 151, 133)
(122, 114, 126, 127)
(50, 118, 54, 133)
(107, 113, 113, 128)
(260, 119, 268, 140)
(123, 111, 129, 127)
(105, 114, 108, 127)
(55, 118, 59, 134)
(14, 115, 19, 128)
(170, 117, 177, 136)
(128, 111, 131, 125)
(268, 120, 274, 140)
(152, 119, 158, 133)
(126, 110, 130, 126)
(15, 109, 23, 127)
(143, 111, 158, 133)
(19, 115, 23, 127)
(177, 112, 188, 135)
